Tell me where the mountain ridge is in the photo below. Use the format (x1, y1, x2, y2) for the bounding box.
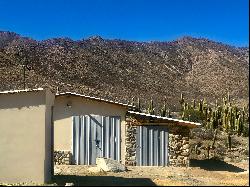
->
(0, 31, 249, 113)
(1, 30, 248, 48)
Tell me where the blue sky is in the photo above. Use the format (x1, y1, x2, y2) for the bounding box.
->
(0, 0, 249, 47)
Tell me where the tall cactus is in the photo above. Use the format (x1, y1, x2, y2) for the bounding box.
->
(227, 92, 231, 103)
(180, 93, 185, 110)
(203, 107, 208, 123)
(184, 102, 189, 110)
(227, 133, 232, 149)
(147, 98, 155, 115)
(192, 99, 196, 109)
(180, 92, 247, 132)
(131, 97, 135, 107)
(160, 101, 167, 117)
(198, 100, 203, 112)
(223, 113, 228, 130)
(235, 116, 240, 133)
(223, 97, 227, 106)
(215, 99, 218, 107)
(180, 92, 247, 152)
(137, 97, 141, 112)
(242, 107, 246, 129)
(236, 114, 244, 135)
(167, 108, 171, 118)
(203, 98, 207, 108)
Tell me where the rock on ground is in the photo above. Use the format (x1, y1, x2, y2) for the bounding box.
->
(87, 166, 104, 173)
(96, 157, 127, 172)
(65, 182, 74, 186)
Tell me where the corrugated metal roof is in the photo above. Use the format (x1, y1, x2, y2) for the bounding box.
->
(56, 92, 134, 108)
(127, 110, 201, 127)
(0, 88, 44, 95)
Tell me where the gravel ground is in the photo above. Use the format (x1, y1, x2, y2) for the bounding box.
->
(53, 159, 249, 186)
(1, 159, 248, 186)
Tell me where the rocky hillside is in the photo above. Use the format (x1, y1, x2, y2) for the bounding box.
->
(0, 31, 249, 113)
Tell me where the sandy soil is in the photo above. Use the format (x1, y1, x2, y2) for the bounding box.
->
(53, 159, 249, 186)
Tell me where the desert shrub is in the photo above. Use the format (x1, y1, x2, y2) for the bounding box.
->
(182, 108, 205, 123)
(190, 127, 214, 140)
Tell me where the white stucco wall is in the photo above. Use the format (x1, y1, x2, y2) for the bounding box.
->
(53, 95, 127, 164)
(0, 89, 54, 184)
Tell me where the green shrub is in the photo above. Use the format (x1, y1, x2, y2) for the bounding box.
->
(182, 108, 205, 123)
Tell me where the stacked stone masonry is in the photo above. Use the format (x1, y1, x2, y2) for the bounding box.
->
(54, 150, 72, 165)
(125, 121, 137, 166)
(168, 126, 190, 167)
(125, 117, 191, 167)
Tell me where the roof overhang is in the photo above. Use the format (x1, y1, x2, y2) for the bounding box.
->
(56, 92, 135, 109)
(127, 111, 201, 128)
(0, 88, 44, 95)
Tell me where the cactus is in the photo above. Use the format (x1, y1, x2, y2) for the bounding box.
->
(181, 111, 185, 120)
(223, 97, 227, 106)
(203, 107, 208, 122)
(223, 105, 229, 116)
(178, 92, 246, 142)
(235, 117, 239, 132)
(167, 109, 171, 118)
(137, 97, 141, 112)
(180, 93, 185, 109)
(186, 103, 189, 110)
(178, 92, 247, 151)
(227, 92, 231, 102)
(131, 97, 135, 107)
(198, 100, 203, 112)
(227, 133, 232, 149)
(147, 98, 155, 115)
(223, 114, 228, 130)
(237, 114, 244, 135)
(242, 107, 245, 127)
(192, 99, 196, 109)
(203, 98, 207, 108)
(160, 101, 167, 117)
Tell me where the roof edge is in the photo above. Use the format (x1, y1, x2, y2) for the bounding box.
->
(56, 92, 134, 108)
(0, 88, 45, 94)
(127, 110, 201, 126)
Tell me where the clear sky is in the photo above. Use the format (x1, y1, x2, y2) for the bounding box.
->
(0, 0, 249, 47)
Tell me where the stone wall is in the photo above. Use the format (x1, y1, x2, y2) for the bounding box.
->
(125, 119, 137, 166)
(125, 117, 192, 167)
(54, 150, 72, 165)
(168, 126, 190, 167)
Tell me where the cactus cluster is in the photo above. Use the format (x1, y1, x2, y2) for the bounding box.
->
(180, 92, 247, 136)
(129, 93, 247, 139)
(180, 92, 248, 149)
(130, 97, 172, 117)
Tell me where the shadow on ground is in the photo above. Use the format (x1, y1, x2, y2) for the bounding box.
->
(190, 159, 246, 172)
(52, 175, 156, 186)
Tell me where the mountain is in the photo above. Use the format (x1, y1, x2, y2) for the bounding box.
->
(0, 31, 249, 113)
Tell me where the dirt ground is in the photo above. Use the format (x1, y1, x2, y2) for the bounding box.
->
(53, 159, 249, 186)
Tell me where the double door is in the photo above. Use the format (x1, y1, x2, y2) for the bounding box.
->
(72, 115, 121, 165)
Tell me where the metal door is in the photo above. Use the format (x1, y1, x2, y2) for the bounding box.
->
(136, 125, 169, 166)
(72, 115, 121, 165)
